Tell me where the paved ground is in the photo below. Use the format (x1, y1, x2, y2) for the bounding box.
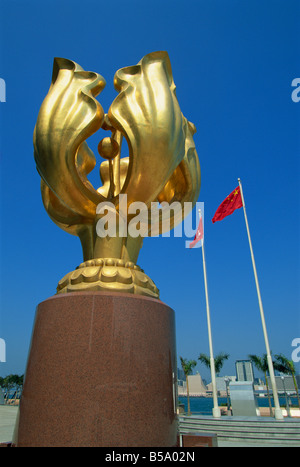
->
(0, 406, 18, 444)
(0, 405, 298, 447)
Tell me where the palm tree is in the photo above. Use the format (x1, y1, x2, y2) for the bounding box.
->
(248, 354, 273, 416)
(2, 375, 16, 403)
(12, 374, 24, 403)
(180, 357, 197, 416)
(274, 353, 300, 409)
(0, 374, 24, 404)
(198, 352, 229, 376)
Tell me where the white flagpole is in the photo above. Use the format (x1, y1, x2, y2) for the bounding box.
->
(237, 178, 283, 420)
(199, 209, 221, 418)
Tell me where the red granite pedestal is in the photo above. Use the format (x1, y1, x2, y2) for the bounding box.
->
(13, 292, 178, 447)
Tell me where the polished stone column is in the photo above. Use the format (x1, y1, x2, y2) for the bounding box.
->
(14, 292, 177, 447)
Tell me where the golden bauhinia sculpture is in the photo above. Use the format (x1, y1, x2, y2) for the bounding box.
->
(34, 52, 201, 298)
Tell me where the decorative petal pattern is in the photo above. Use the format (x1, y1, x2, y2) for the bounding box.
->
(34, 58, 106, 220)
(109, 51, 187, 208)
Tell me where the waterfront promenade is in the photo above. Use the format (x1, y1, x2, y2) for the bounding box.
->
(1, 405, 299, 447)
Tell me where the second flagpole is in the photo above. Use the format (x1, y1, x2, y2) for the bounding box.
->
(199, 209, 221, 418)
(237, 178, 283, 420)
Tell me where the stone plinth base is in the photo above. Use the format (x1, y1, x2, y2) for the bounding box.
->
(13, 292, 177, 447)
(180, 433, 218, 447)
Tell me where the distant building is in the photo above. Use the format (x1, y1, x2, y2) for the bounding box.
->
(178, 373, 207, 396)
(177, 368, 186, 382)
(266, 375, 299, 395)
(188, 373, 207, 395)
(207, 376, 236, 396)
(236, 360, 254, 382)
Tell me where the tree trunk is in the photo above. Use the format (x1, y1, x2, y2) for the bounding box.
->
(186, 376, 191, 416)
(265, 371, 273, 417)
(292, 372, 300, 409)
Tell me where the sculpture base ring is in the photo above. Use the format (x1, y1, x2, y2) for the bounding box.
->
(56, 257, 159, 298)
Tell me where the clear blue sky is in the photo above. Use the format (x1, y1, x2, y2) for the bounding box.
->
(0, 0, 299, 382)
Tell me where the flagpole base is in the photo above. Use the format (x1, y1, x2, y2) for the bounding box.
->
(274, 408, 284, 420)
(212, 407, 221, 418)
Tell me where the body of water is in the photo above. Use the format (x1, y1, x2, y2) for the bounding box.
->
(178, 396, 299, 415)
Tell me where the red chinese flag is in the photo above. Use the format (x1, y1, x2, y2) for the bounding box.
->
(212, 186, 243, 223)
(189, 213, 204, 248)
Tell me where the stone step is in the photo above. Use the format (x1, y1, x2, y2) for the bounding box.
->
(180, 426, 300, 440)
(180, 426, 300, 441)
(180, 420, 300, 434)
(179, 416, 300, 445)
(180, 418, 299, 427)
(180, 415, 300, 428)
